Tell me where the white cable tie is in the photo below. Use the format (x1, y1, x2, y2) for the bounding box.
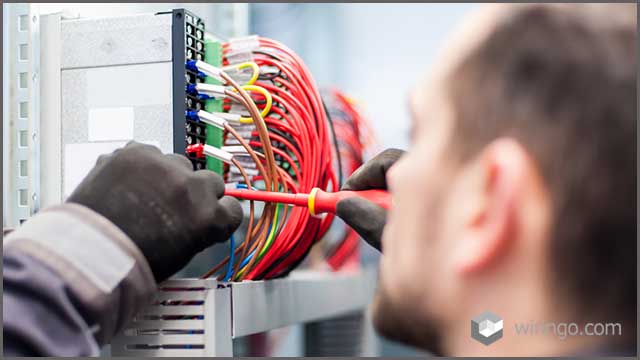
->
(235, 159, 257, 169)
(226, 174, 246, 183)
(226, 35, 259, 64)
(228, 103, 249, 116)
(229, 35, 260, 51)
(235, 130, 253, 138)
(230, 123, 256, 132)
(225, 182, 239, 190)
(224, 138, 240, 146)
(197, 110, 227, 129)
(234, 153, 253, 161)
(227, 35, 260, 57)
(222, 66, 253, 83)
(227, 52, 254, 65)
(203, 144, 233, 164)
(236, 163, 257, 170)
(221, 145, 248, 154)
(215, 112, 242, 124)
(229, 166, 259, 177)
(194, 60, 223, 80)
(196, 83, 228, 98)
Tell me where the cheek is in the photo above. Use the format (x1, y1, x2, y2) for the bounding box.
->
(382, 150, 436, 283)
(380, 139, 453, 311)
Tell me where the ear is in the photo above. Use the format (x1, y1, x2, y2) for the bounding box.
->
(454, 138, 528, 274)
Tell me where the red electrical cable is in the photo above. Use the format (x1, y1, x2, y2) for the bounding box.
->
(210, 37, 379, 280)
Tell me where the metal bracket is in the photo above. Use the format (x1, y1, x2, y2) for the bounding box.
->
(111, 269, 376, 356)
(4, 3, 41, 227)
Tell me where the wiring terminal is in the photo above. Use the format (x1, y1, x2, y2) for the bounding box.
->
(180, 11, 207, 170)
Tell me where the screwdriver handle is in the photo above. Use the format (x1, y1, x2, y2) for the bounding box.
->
(310, 188, 391, 215)
(223, 187, 391, 215)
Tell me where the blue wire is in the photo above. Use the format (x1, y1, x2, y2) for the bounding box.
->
(236, 183, 257, 190)
(223, 234, 235, 281)
(230, 182, 276, 276)
(239, 249, 256, 269)
(236, 213, 278, 270)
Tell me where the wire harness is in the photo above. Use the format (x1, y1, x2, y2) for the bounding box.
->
(186, 37, 374, 281)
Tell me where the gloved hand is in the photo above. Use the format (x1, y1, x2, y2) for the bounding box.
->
(67, 141, 243, 282)
(336, 148, 405, 252)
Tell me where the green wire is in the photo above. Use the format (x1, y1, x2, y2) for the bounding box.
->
(258, 203, 281, 258)
(233, 203, 283, 280)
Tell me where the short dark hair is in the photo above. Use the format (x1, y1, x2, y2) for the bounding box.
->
(447, 4, 636, 326)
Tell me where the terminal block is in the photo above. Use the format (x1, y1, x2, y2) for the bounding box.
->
(168, 9, 207, 170)
(204, 39, 225, 175)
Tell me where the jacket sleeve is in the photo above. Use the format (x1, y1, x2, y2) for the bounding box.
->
(2, 203, 157, 356)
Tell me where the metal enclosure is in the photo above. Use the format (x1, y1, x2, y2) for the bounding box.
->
(4, 4, 250, 221)
(57, 12, 175, 201)
(110, 269, 376, 356)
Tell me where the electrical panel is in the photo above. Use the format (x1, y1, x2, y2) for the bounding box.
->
(38, 8, 373, 282)
(49, 9, 228, 201)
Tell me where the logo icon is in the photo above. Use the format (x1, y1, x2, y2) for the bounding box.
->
(471, 311, 503, 345)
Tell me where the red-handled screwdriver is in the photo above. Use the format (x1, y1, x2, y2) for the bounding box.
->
(224, 187, 391, 216)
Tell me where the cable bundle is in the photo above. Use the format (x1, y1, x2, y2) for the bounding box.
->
(187, 36, 339, 281)
(322, 89, 376, 270)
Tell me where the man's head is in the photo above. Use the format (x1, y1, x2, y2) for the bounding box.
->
(374, 4, 636, 355)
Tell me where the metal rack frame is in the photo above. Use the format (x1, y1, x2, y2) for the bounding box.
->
(111, 269, 376, 356)
(3, 3, 41, 228)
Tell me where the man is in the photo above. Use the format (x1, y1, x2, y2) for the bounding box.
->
(3, 3, 636, 357)
(337, 3, 637, 356)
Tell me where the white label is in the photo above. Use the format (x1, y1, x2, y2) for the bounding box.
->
(63, 140, 161, 199)
(88, 107, 134, 141)
(86, 62, 172, 107)
(64, 142, 127, 198)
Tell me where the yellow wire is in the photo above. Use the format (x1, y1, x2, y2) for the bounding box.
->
(235, 84, 273, 124)
(223, 62, 260, 85)
(234, 207, 280, 280)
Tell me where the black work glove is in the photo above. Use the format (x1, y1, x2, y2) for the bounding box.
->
(67, 141, 243, 282)
(336, 148, 405, 252)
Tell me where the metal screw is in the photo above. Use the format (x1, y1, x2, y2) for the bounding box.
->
(32, 16, 37, 23)
(32, 132, 37, 142)
(31, 193, 37, 201)
(32, 72, 37, 82)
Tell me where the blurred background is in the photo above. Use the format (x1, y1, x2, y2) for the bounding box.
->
(31, 2, 479, 154)
(5, 3, 479, 356)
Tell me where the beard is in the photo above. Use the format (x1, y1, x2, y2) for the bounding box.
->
(370, 274, 445, 355)
(368, 154, 460, 355)
(369, 165, 455, 355)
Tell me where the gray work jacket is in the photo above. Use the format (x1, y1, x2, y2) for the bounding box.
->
(3, 203, 156, 356)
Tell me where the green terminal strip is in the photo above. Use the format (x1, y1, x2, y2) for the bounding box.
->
(204, 39, 224, 174)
